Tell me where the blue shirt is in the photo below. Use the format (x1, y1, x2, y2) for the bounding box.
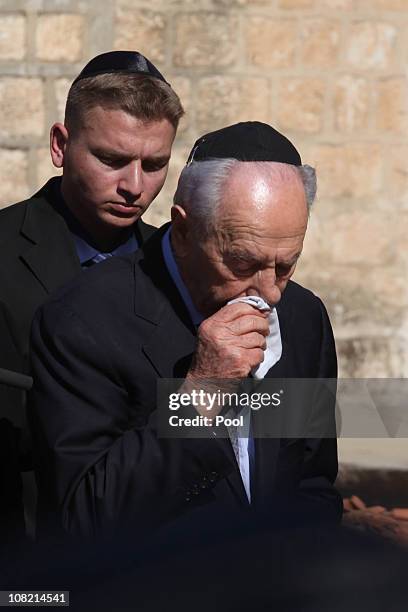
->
(53, 188, 139, 265)
(73, 231, 139, 266)
(161, 227, 203, 326)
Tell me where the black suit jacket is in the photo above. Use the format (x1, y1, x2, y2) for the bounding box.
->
(29, 225, 342, 539)
(0, 301, 26, 547)
(0, 177, 156, 542)
(0, 177, 156, 367)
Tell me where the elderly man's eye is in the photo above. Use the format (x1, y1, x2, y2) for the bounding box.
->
(98, 156, 126, 168)
(233, 262, 257, 276)
(276, 264, 292, 278)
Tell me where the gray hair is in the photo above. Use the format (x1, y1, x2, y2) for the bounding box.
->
(174, 159, 317, 233)
(297, 164, 317, 211)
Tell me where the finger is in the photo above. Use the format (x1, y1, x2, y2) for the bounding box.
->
(247, 348, 265, 368)
(214, 302, 269, 323)
(228, 314, 270, 336)
(238, 332, 267, 350)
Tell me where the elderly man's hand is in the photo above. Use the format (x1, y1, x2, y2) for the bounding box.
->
(188, 302, 269, 380)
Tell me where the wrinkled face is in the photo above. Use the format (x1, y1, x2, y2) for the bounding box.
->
(174, 163, 308, 317)
(60, 106, 176, 232)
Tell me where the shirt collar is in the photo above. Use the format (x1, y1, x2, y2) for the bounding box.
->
(52, 181, 139, 264)
(72, 232, 139, 264)
(162, 227, 204, 327)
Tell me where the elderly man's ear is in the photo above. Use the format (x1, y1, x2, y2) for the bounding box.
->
(50, 123, 69, 169)
(171, 204, 190, 257)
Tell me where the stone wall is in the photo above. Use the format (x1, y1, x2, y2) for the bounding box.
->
(0, 0, 407, 381)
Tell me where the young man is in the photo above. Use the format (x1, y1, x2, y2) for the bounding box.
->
(0, 50, 183, 367)
(0, 50, 183, 542)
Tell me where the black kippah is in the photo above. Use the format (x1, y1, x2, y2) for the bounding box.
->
(72, 50, 169, 86)
(187, 121, 301, 166)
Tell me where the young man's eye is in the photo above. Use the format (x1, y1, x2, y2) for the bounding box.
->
(142, 160, 167, 172)
(98, 156, 120, 167)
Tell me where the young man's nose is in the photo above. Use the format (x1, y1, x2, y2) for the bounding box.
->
(118, 160, 143, 201)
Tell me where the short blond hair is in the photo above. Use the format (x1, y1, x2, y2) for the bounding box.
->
(65, 72, 184, 132)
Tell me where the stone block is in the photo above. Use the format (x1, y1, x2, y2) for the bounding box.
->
(36, 14, 84, 62)
(117, 0, 180, 6)
(374, 77, 408, 134)
(327, 210, 392, 266)
(360, 0, 408, 9)
(307, 145, 343, 199)
(169, 76, 191, 134)
(296, 214, 324, 263)
(278, 0, 314, 8)
(319, 0, 353, 7)
(118, 0, 270, 6)
(173, 13, 237, 67)
(0, 148, 29, 208)
(0, 78, 44, 139)
(337, 337, 404, 378)
(114, 9, 166, 65)
(0, 14, 26, 61)
(365, 265, 407, 315)
(196, 76, 270, 134)
(245, 17, 297, 68)
(300, 19, 341, 67)
(143, 142, 191, 227)
(344, 143, 383, 199)
(308, 143, 383, 199)
(394, 213, 408, 264)
(42, 0, 83, 8)
(297, 259, 404, 332)
(54, 78, 71, 123)
(334, 75, 371, 133)
(0, 0, 42, 10)
(35, 147, 61, 189)
(277, 78, 325, 133)
(345, 22, 397, 70)
(338, 441, 408, 470)
(387, 145, 408, 203)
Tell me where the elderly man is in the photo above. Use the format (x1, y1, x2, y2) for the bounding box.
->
(0, 50, 183, 542)
(29, 122, 341, 539)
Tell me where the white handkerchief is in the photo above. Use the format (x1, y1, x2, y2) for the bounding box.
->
(227, 296, 282, 379)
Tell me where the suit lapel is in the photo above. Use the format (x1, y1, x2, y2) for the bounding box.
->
(20, 238, 79, 296)
(142, 309, 197, 379)
(135, 218, 156, 245)
(20, 179, 80, 294)
(133, 225, 197, 378)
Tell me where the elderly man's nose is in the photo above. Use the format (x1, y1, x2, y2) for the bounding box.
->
(246, 270, 281, 305)
(256, 269, 276, 292)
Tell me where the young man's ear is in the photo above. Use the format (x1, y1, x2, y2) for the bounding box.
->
(50, 123, 69, 169)
(170, 204, 190, 257)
